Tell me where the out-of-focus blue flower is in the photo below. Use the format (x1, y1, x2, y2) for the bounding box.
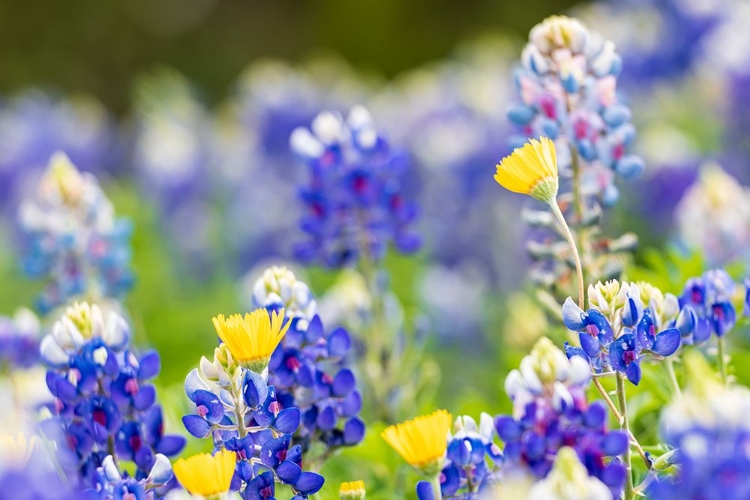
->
(649, 352, 750, 499)
(17, 153, 134, 314)
(0, 90, 119, 216)
(509, 15, 643, 206)
(674, 165, 750, 267)
(290, 106, 421, 267)
(563, 281, 681, 386)
(678, 269, 738, 344)
(85, 454, 173, 499)
(495, 338, 627, 499)
(40, 302, 185, 489)
(0, 308, 41, 369)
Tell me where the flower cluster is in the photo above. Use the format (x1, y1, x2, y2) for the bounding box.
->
(494, 338, 628, 498)
(39, 302, 185, 488)
(17, 153, 134, 313)
(0, 308, 41, 369)
(678, 268, 738, 345)
(181, 305, 326, 498)
(649, 352, 750, 499)
(563, 281, 684, 385)
(509, 15, 643, 204)
(250, 266, 366, 460)
(291, 106, 421, 267)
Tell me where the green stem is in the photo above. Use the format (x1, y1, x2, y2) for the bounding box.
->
(430, 474, 443, 500)
(549, 201, 584, 310)
(616, 374, 635, 500)
(717, 336, 728, 385)
(665, 358, 682, 397)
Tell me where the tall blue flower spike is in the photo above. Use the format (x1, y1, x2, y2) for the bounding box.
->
(290, 106, 421, 267)
(508, 16, 642, 299)
(250, 266, 366, 462)
(17, 153, 134, 314)
(563, 281, 682, 386)
(39, 302, 185, 490)
(0, 90, 119, 216)
(494, 338, 628, 499)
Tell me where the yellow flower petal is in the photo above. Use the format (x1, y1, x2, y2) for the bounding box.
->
(495, 137, 559, 202)
(172, 449, 236, 497)
(381, 410, 452, 471)
(212, 308, 291, 371)
(340, 480, 366, 499)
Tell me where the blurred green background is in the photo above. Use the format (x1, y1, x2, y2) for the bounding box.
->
(0, 0, 580, 113)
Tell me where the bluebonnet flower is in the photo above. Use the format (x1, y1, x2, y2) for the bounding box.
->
(649, 351, 750, 499)
(508, 15, 644, 206)
(290, 106, 421, 267)
(0, 90, 119, 215)
(181, 306, 327, 498)
(39, 302, 185, 489)
(494, 338, 628, 498)
(674, 165, 750, 267)
(678, 269, 737, 344)
(563, 280, 682, 385)
(0, 308, 41, 369)
(17, 153, 134, 314)
(249, 267, 366, 460)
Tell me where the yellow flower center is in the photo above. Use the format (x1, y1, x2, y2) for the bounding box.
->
(172, 449, 236, 497)
(382, 409, 452, 473)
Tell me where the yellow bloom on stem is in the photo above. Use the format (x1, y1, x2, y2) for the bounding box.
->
(494, 137, 559, 203)
(381, 409, 452, 475)
(172, 449, 235, 498)
(212, 308, 290, 372)
(340, 480, 366, 499)
(0, 433, 35, 469)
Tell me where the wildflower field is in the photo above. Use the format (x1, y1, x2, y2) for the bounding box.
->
(3, 1, 750, 499)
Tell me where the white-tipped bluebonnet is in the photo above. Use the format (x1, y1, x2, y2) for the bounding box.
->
(291, 106, 421, 267)
(247, 267, 365, 459)
(564, 280, 682, 386)
(495, 338, 628, 498)
(85, 453, 174, 499)
(40, 302, 185, 489)
(17, 153, 133, 314)
(0, 308, 41, 369)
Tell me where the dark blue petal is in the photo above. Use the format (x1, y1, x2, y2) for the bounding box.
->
(622, 295, 643, 327)
(332, 369, 356, 397)
(601, 431, 629, 456)
(343, 417, 366, 445)
(583, 402, 606, 428)
(579, 332, 601, 358)
(494, 416, 521, 442)
(156, 435, 186, 456)
(274, 408, 301, 435)
(137, 351, 161, 379)
(243, 371, 269, 410)
(306, 316, 324, 343)
(416, 481, 435, 500)
(193, 390, 225, 424)
(276, 460, 302, 485)
(586, 310, 614, 344)
(327, 328, 351, 357)
(316, 405, 337, 431)
(600, 462, 627, 487)
(134, 385, 156, 411)
(294, 472, 325, 495)
(711, 302, 736, 337)
(182, 415, 212, 438)
(340, 389, 362, 417)
(676, 306, 697, 336)
(626, 362, 641, 386)
(652, 329, 681, 357)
